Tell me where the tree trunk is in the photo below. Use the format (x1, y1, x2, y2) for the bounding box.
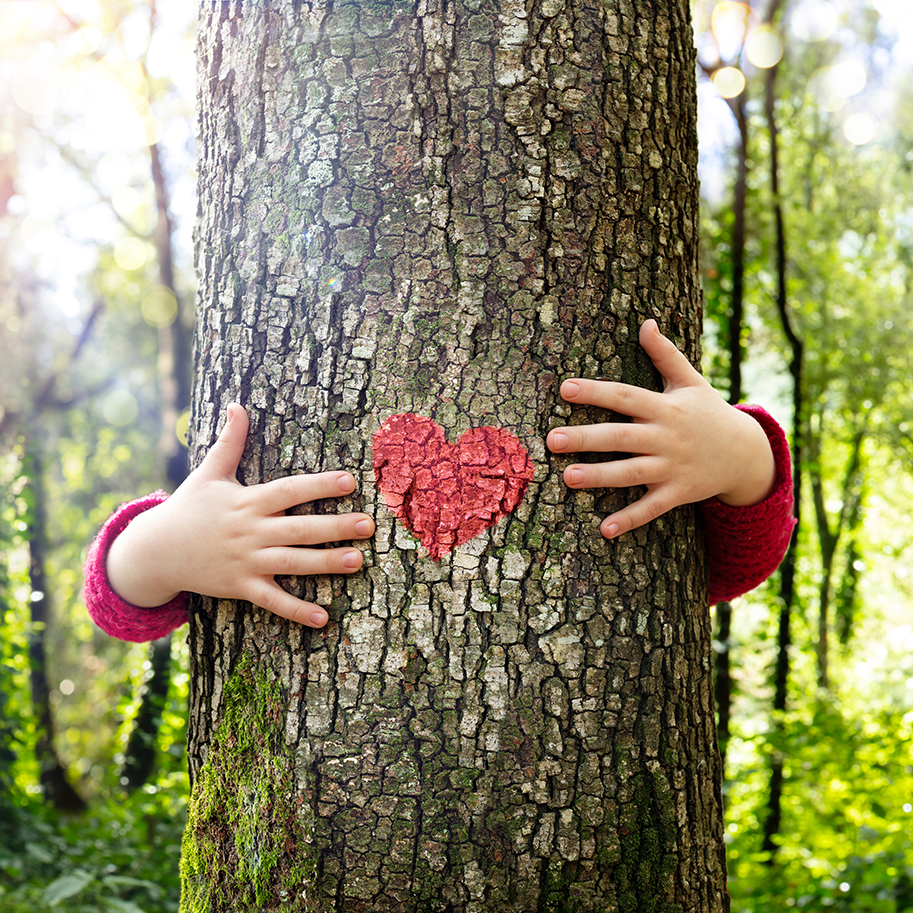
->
(182, 2, 725, 911)
(713, 84, 749, 786)
(120, 634, 173, 793)
(25, 446, 86, 813)
(762, 0, 802, 858)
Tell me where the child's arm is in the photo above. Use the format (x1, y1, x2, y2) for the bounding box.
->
(547, 320, 793, 599)
(86, 404, 375, 640)
(700, 405, 795, 603)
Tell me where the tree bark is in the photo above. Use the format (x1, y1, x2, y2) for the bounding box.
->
(809, 425, 864, 691)
(25, 446, 87, 813)
(120, 634, 173, 793)
(182, 1, 725, 910)
(762, 0, 802, 858)
(712, 84, 749, 786)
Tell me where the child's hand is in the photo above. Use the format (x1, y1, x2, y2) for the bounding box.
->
(105, 404, 374, 628)
(546, 319, 777, 539)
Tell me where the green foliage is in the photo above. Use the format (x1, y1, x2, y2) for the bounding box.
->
(724, 674, 913, 912)
(696, 1, 913, 909)
(0, 779, 187, 913)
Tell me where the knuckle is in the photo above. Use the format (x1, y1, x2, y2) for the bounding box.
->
(613, 424, 631, 452)
(568, 427, 587, 451)
(645, 501, 665, 523)
(293, 515, 320, 544)
(276, 475, 301, 505)
(615, 384, 636, 409)
(257, 586, 284, 615)
(276, 549, 299, 576)
(626, 461, 648, 487)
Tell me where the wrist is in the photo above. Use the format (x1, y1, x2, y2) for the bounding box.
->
(105, 503, 184, 607)
(716, 408, 778, 508)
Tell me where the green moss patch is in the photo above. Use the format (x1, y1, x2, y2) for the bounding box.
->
(180, 656, 316, 912)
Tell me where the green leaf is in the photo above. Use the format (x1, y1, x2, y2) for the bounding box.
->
(103, 897, 147, 913)
(25, 841, 54, 864)
(101, 875, 161, 898)
(44, 869, 94, 906)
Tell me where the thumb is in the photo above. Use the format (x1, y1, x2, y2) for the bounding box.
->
(199, 403, 249, 480)
(639, 319, 703, 391)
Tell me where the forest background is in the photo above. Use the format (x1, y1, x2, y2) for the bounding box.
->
(1, 0, 912, 911)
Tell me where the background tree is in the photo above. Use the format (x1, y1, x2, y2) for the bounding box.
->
(695, 0, 913, 900)
(180, 1, 726, 910)
(0, 3, 195, 909)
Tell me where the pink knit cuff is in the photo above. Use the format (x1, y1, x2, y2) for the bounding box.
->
(701, 405, 796, 605)
(83, 493, 188, 643)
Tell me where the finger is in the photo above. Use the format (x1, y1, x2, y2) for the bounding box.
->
(257, 470, 359, 515)
(558, 377, 663, 421)
(199, 403, 249, 481)
(246, 580, 331, 628)
(639, 319, 704, 391)
(264, 513, 375, 548)
(599, 488, 677, 539)
(548, 421, 657, 456)
(256, 544, 366, 578)
(563, 456, 666, 490)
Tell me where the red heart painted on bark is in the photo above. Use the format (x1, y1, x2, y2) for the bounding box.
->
(372, 413, 534, 560)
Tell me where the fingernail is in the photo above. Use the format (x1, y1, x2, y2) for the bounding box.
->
(309, 609, 328, 627)
(552, 432, 569, 450)
(343, 549, 361, 568)
(604, 523, 620, 539)
(225, 406, 234, 426)
(355, 519, 373, 537)
(563, 382, 580, 398)
(567, 468, 584, 486)
(337, 473, 356, 493)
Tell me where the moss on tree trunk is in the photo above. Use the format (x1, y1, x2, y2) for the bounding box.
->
(183, 0, 726, 910)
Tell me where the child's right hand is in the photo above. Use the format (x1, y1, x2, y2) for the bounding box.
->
(105, 404, 374, 628)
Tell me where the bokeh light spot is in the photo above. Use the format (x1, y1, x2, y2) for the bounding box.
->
(114, 237, 149, 271)
(100, 54, 145, 94)
(112, 186, 144, 219)
(143, 115, 163, 145)
(828, 60, 867, 98)
(141, 286, 178, 328)
(712, 67, 747, 99)
(175, 409, 190, 448)
(12, 63, 62, 117)
(74, 26, 103, 54)
(746, 27, 784, 68)
(102, 389, 138, 426)
(844, 113, 876, 145)
(792, 0, 837, 42)
(711, 3, 757, 59)
(806, 68, 844, 112)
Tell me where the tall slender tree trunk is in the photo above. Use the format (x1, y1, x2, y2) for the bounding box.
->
(809, 426, 865, 691)
(150, 139, 192, 491)
(762, 0, 802, 858)
(713, 86, 749, 785)
(119, 119, 192, 794)
(25, 446, 86, 813)
(181, 2, 726, 910)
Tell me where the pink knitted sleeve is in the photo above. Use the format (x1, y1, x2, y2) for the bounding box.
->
(83, 493, 188, 643)
(701, 405, 796, 605)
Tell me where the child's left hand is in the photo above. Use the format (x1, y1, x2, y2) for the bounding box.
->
(546, 319, 777, 539)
